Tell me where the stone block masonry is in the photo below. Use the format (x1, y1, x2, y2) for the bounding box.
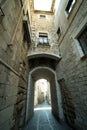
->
(28, 12, 60, 56)
(0, 0, 30, 130)
(55, 0, 87, 129)
(0, 0, 87, 130)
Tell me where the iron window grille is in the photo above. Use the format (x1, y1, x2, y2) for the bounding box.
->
(38, 33, 49, 45)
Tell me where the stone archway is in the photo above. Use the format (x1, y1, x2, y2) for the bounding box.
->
(26, 66, 64, 122)
(25, 53, 64, 123)
(26, 67, 58, 121)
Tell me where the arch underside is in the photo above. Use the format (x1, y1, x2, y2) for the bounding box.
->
(28, 53, 60, 71)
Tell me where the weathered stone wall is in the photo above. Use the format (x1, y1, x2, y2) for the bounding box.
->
(33, 14, 57, 45)
(0, 0, 30, 129)
(1, 0, 87, 130)
(0, 63, 19, 130)
(55, 0, 87, 129)
(50, 75, 59, 119)
(26, 75, 34, 122)
(28, 11, 60, 56)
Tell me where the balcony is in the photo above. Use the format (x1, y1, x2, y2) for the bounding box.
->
(37, 38, 50, 46)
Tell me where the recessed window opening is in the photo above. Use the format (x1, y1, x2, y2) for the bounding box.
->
(0, 7, 5, 16)
(57, 27, 61, 35)
(38, 32, 49, 45)
(65, 0, 76, 14)
(34, 79, 51, 111)
(26, 10, 30, 24)
(77, 26, 87, 55)
(20, 0, 23, 7)
(39, 15, 46, 18)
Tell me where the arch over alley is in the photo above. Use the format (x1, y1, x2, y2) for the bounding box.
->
(26, 54, 63, 122)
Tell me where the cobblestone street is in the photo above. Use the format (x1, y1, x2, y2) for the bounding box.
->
(24, 101, 72, 130)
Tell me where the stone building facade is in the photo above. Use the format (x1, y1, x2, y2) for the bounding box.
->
(0, 0, 87, 130)
(0, 0, 31, 129)
(55, 0, 87, 129)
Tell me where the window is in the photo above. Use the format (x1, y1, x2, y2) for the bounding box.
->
(57, 27, 61, 40)
(39, 15, 46, 19)
(0, 0, 6, 17)
(26, 10, 30, 24)
(0, 7, 4, 16)
(77, 26, 87, 55)
(38, 32, 49, 45)
(23, 14, 31, 44)
(65, 0, 76, 15)
(0, 3, 5, 23)
(19, 0, 23, 7)
(57, 27, 61, 35)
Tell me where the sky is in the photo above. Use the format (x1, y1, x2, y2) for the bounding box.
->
(34, 0, 53, 11)
(34, 0, 61, 13)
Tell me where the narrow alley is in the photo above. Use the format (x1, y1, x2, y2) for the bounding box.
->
(25, 101, 72, 130)
(0, 0, 87, 130)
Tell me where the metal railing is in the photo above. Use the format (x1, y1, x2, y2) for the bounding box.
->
(37, 38, 50, 46)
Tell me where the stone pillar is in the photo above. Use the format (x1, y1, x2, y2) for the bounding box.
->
(26, 74, 34, 122)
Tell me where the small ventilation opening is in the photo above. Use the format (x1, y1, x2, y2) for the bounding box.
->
(39, 15, 46, 18)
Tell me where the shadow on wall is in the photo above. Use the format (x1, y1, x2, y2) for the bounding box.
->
(58, 78, 76, 128)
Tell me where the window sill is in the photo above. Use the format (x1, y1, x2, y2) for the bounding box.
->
(37, 43, 50, 47)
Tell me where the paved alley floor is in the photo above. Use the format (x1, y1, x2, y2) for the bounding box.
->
(25, 101, 72, 130)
